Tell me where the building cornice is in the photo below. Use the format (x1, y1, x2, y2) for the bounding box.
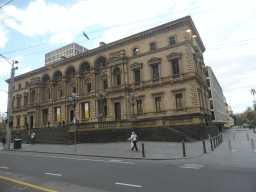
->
(7, 16, 205, 83)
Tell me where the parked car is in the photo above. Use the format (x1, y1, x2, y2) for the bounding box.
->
(243, 124, 249, 128)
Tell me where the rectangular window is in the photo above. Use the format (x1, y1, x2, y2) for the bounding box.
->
(82, 102, 90, 119)
(152, 65, 159, 81)
(172, 59, 180, 75)
(18, 84, 21, 89)
(17, 98, 20, 107)
(155, 97, 161, 111)
(24, 96, 27, 105)
(207, 79, 210, 87)
(137, 99, 143, 113)
(169, 36, 176, 45)
(117, 74, 121, 85)
(17, 118, 20, 127)
(211, 111, 215, 120)
(134, 69, 140, 85)
(87, 83, 91, 93)
(175, 93, 183, 109)
(104, 106, 107, 116)
(103, 79, 108, 89)
(133, 48, 139, 56)
(208, 91, 212, 98)
(150, 43, 156, 51)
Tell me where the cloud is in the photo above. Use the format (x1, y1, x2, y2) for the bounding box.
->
(0, 25, 8, 48)
(49, 30, 75, 44)
(0, 90, 8, 113)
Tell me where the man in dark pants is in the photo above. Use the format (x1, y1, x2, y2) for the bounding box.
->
(27, 131, 31, 144)
(128, 131, 138, 151)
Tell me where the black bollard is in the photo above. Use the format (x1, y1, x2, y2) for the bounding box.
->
(219, 135, 222, 144)
(213, 137, 216, 148)
(182, 141, 186, 157)
(216, 137, 219, 147)
(203, 140, 207, 153)
(210, 138, 214, 151)
(221, 134, 223, 143)
(142, 143, 145, 157)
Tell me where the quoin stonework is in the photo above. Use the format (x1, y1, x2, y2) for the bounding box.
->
(6, 16, 218, 142)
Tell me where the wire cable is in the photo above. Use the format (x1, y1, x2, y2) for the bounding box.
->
(0, 0, 252, 56)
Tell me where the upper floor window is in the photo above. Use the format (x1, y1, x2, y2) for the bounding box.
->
(117, 74, 121, 86)
(152, 64, 159, 82)
(137, 99, 143, 113)
(155, 97, 161, 111)
(87, 83, 91, 93)
(150, 43, 156, 51)
(172, 59, 180, 75)
(134, 69, 140, 85)
(18, 84, 21, 89)
(169, 36, 176, 45)
(175, 93, 183, 109)
(103, 79, 108, 90)
(24, 96, 27, 105)
(207, 79, 210, 87)
(133, 48, 139, 56)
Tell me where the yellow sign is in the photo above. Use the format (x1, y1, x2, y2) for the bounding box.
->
(57, 107, 60, 121)
(85, 103, 89, 119)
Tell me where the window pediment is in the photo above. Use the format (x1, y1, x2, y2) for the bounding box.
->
(100, 73, 108, 79)
(167, 53, 182, 61)
(84, 78, 91, 82)
(23, 92, 29, 96)
(131, 62, 143, 70)
(148, 58, 161, 66)
(16, 94, 22, 98)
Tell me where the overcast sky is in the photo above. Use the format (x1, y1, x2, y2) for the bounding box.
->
(0, 0, 255, 115)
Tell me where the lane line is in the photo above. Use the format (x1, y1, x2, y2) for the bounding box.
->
(0, 175, 58, 192)
(45, 173, 62, 177)
(115, 182, 142, 187)
(0, 151, 134, 164)
(0, 166, 9, 169)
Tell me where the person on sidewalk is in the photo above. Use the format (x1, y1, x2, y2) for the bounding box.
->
(128, 132, 138, 151)
(27, 131, 31, 144)
(30, 132, 36, 144)
(1, 135, 6, 149)
(63, 120, 65, 127)
(48, 121, 50, 128)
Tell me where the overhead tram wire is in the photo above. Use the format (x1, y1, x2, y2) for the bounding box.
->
(0, 0, 252, 56)
(0, 0, 13, 9)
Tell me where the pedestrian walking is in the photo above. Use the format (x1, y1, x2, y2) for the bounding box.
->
(30, 132, 36, 144)
(48, 121, 50, 128)
(1, 135, 6, 149)
(63, 120, 65, 126)
(128, 131, 138, 151)
(27, 131, 31, 144)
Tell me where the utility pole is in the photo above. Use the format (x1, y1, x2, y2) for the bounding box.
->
(0, 55, 18, 149)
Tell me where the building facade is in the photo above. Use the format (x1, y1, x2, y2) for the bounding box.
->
(7, 16, 213, 140)
(45, 43, 88, 66)
(205, 66, 226, 131)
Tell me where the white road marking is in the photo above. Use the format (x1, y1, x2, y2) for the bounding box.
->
(0, 151, 134, 164)
(0, 166, 9, 170)
(115, 182, 142, 188)
(232, 150, 236, 152)
(45, 173, 62, 176)
(178, 164, 204, 169)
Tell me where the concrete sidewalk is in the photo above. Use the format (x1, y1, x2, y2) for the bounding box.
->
(2, 126, 256, 162)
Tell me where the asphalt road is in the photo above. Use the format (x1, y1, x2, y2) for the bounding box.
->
(0, 151, 256, 192)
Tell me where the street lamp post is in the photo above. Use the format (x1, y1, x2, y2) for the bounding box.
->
(96, 91, 106, 118)
(0, 55, 18, 149)
(127, 92, 138, 120)
(69, 93, 80, 153)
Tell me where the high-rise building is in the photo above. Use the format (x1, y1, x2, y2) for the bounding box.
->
(45, 43, 88, 66)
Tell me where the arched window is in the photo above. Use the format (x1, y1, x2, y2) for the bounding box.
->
(150, 43, 156, 51)
(95, 56, 107, 69)
(113, 67, 121, 86)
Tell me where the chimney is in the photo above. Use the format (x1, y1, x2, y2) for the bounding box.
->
(99, 42, 106, 47)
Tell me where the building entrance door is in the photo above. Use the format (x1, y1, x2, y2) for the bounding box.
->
(43, 109, 48, 124)
(70, 110, 74, 123)
(114, 102, 121, 120)
(30, 116, 33, 128)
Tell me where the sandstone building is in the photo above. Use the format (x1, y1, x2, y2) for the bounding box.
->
(7, 16, 215, 141)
